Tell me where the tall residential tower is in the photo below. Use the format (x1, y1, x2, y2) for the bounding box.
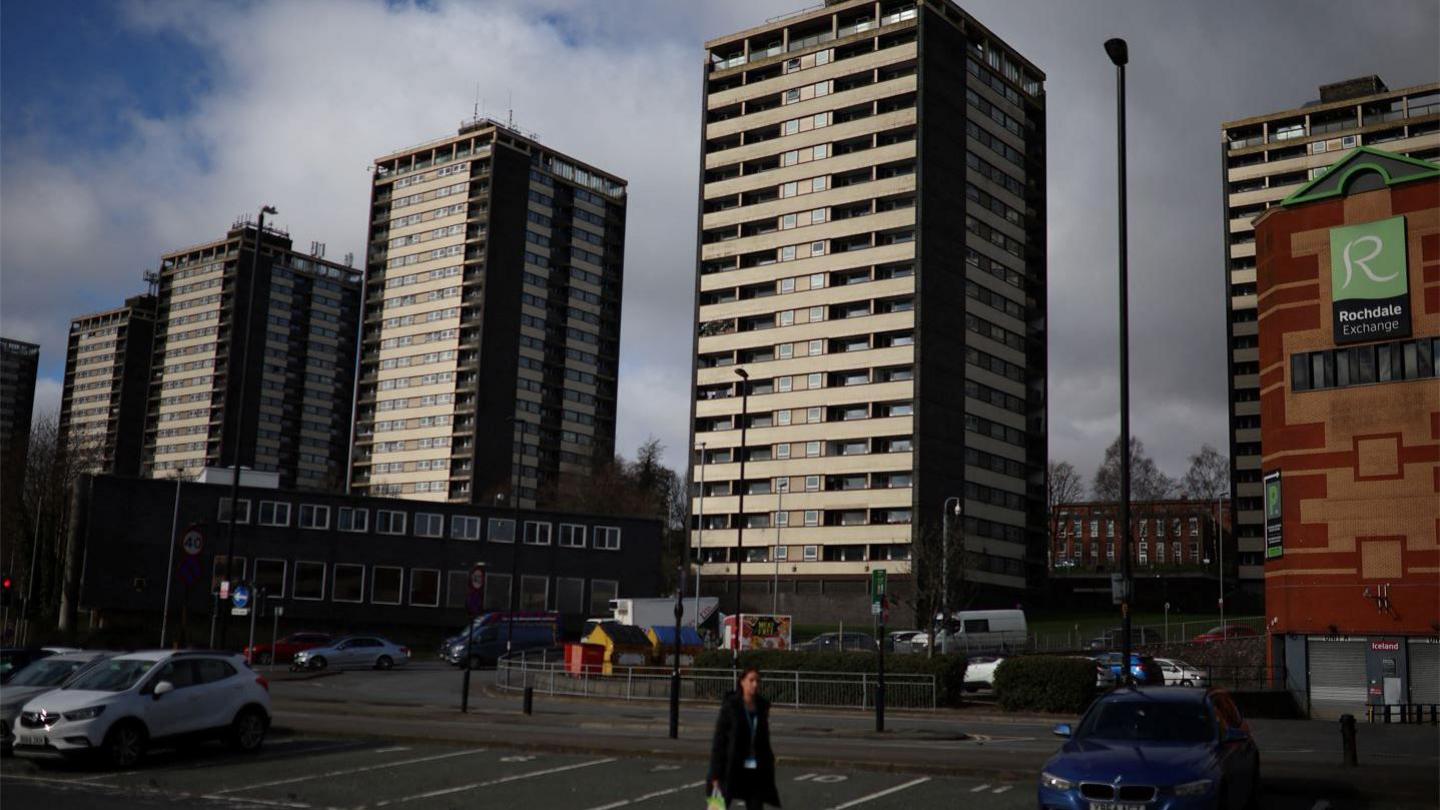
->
(1221, 77, 1438, 588)
(58, 295, 157, 476)
(350, 121, 626, 507)
(142, 220, 363, 490)
(690, 0, 1047, 615)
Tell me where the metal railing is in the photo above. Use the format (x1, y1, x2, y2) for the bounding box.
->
(1365, 704, 1439, 724)
(495, 648, 936, 709)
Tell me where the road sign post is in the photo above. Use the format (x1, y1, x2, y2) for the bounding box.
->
(872, 569, 887, 733)
(246, 586, 262, 663)
(462, 563, 486, 713)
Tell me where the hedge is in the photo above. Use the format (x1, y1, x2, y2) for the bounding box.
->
(993, 656, 1096, 714)
(692, 650, 969, 707)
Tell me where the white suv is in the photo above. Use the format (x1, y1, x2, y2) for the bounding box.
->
(13, 650, 271, 768)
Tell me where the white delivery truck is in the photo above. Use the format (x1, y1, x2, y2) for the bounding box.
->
(938, 609, 1028, 652)
(610, 597, 719, 629)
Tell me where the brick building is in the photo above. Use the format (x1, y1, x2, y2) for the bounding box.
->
(1049, 500, 1227, 573)
(1254, 146, 1439, 717)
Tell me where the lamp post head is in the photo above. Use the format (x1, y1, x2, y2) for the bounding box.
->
(733, 367, 749, 380)
(1104, 38, 1128, 66)
(260, 205, 278, 216)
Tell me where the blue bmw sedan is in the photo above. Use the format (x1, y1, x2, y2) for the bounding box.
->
(1038, 687, 1259, 810)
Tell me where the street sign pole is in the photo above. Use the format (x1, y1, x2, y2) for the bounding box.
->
(270, 601, 281, 671)
(462, 563, 486, 713)
(246, 586, 261, 664)
(872, 569, 887, 732)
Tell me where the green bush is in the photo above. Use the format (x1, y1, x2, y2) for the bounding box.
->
(692, 650, 969, 707)
(993, 656, 1096, 714)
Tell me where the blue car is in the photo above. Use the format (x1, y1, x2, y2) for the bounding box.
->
(1094, 653, 1165, 686)
(1039, 687, 1260, 810)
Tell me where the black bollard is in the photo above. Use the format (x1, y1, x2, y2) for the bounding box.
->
(1339, 714, 1357, 766)
(523, 686, 534, 716)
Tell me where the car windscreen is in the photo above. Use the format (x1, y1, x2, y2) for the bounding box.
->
(65, 659, 157, 692)
(1077, 699, 1215, 743)
(6, 658, 91, 687)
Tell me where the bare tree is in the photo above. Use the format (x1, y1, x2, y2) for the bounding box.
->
(1092, 436, 1175, 503)
(1046, 460, 1085, 566)
(906, 518, 979, 656)
(1180, 444, 1229, 503)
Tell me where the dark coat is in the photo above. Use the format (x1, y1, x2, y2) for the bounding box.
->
(707, 692, 781, 806)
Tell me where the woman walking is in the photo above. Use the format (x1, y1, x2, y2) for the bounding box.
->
(707, 666, 781, 809)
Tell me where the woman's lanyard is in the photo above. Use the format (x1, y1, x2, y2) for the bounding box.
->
(742, 705, 758, 769)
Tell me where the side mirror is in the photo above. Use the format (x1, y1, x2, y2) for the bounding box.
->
(152, 680, 175, 699)
(1223, 727, 1249, 743)
(1053, 723, 1073, 738)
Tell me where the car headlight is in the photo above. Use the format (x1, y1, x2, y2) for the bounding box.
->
(62, 706, 106, 721)
(1174, 779, 1213, 796)
(1039, 771, 1073, 791)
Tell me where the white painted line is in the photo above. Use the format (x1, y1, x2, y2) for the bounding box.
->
(1311, 801, 1332, 810)
(372, 746, 411, 754)
(825, 777, 931, 809)
(970, 783, 992, 792)
(210, 747, 487, 795)
(373, 757, 615, 806)
(992, 785, 1013, 794)
(582, 780, 708, 810)
(202, 796, 312, 809)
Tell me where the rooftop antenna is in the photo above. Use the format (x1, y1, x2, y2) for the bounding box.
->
(507, 91, 514, 128)
(473, 83, 481, 121)
(143, 269, 160, 296)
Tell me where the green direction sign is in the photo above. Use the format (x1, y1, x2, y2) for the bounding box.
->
(1330, 216, 1411, 344)
(871, 569, 887, 605)
(1264, 471, 1283, 561)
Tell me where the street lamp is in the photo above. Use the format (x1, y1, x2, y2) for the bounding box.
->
(732, 367, 749, 665)
(694, 442, 706, 627)
(505, 417, 522, 656)
(1215, 494, 1228, 638)
(221, 203, 276, 648)
(1104, 36, 1135, 684)
(936, 497, 961, 657)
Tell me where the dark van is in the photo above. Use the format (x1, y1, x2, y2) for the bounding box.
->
(442, 613, 558, 667)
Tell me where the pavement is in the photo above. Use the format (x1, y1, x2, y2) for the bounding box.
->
(1, 662, 1435, 809)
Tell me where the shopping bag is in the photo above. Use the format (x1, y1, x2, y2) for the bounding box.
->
(706, 786, 726, 810)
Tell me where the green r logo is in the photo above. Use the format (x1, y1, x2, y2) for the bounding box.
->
(1330, 216, 1408, 301)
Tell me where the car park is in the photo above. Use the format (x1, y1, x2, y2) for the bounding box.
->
(13, 650, 270, 768)
(1, 651, 116, 754)
(1192, 625, 1259, 644)
(1039, 687, 1260, 809)
(1156, 657, 1209, 687)
(292, 636, 410, 671)
(794, 632, 876, 653)
(964, 654, 1005, 691)
(243, 632, 332, 666)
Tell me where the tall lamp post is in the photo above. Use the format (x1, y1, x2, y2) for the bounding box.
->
(731, 367, 749, 666)
(221, 204, 275, 649)
(1104, 36, 1134, 685)
(694, 442, 706, 627)
(936, 497, 961, 658)
(505, 417, 522, 656)
(1215, 494, 1228, 638)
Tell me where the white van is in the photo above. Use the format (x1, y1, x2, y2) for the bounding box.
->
(940, 609, 1027, 651)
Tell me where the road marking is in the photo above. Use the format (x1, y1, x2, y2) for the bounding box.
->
(203, 796, 313, 809)
(373, 757, 615, 805)
(582, 780, 708, 809)
(1312, 801, 1332, 810)
(992, 785, 1013, 794)
(372, 746, 411, 753)
(210, 747, 487, 794)
(970, 783, 991, 792)
(825, 777, 931, 809)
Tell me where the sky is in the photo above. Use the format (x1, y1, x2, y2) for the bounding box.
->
(1, 0, 1436, 486)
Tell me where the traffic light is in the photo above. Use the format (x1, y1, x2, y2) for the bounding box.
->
(1, 574, 13, 607)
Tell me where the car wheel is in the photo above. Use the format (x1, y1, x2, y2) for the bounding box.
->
(310, 655, 328, 671)
(227, 706, 268, 753)
(1181, 678, 1192, 686)
(103, 721, 147, 769)
(375, 655, 393, 671)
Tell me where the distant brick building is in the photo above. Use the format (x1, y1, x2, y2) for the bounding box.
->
(1254, 146, 1439, 717)
(1049, 500, 1228, 573)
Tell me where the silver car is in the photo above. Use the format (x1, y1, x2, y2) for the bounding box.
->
(292, 636, 410, 671)
(1, 651, 115, 752)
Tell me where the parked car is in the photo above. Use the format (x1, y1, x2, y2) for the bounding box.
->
(886, 630, 922, 652)
(1040, 687, 1260, 809)
(243, 632, 332, 666)
(292, 636, 410, 671)
(1192, 625, 1260, 644)
(1156, 657, 1209, 687)
(13, 650, 270, 768)
(1095, 652, 1165, 686)
(0, 649, 56, 684)
(1, 651, 116, 754)
(795, 632, 876, 653)
(444, 621, 558, 667)
(964, 655, 1005, 691)
(1087, 626, 1166, 651)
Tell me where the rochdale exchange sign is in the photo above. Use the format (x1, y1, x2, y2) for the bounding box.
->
(1330, 215, 1411, 345)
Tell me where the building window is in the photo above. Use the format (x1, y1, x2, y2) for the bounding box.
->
(451, 515, 480, 541)
(299, 504, 329, 530)
(293, 561, 326, 601)
(557, 577, 585, 614)
(376, 510, 407, 535)
(524, 521, 552, 545)
(409, 569, 441, 607)
(257, 501, 290, 527)
(805, 475, 819, 491)
(590, 579, 618, 616)
(488, 518, 516, 543)
(594, 526, 621, 551)
(1089, 520, 1098, 537)
(775, 545, 788, 561)
(520, 575, 549, 611)
(332, 564, 365, 603)
(484, 572, 511, 612)
(804, 510, 819, 527)
(803, 545, 818, 561)
(253, 558, 286, 598)
(558, 523, 587, 548)
(1189, 517, 1199, 536)
(338, 507, 368, 533)
(445, 570, 470, 609)
(372, 566, 403, 605)
(218, 498, 250, 524)
(415, 513, 444, 538)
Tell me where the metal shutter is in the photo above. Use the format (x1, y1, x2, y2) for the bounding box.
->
(1407, 640, 1440, 705)
(1307, 638, 1367, 718)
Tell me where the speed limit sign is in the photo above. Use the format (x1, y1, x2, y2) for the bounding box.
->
(181, 524, 204, 556)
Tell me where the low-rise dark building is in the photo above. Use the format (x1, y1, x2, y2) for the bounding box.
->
(69, 474, 663, 640)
